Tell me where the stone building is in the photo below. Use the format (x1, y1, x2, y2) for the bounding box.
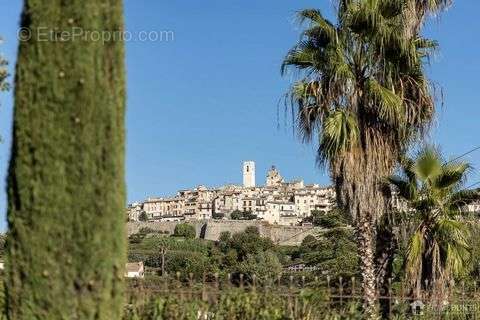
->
(266, 166, 284, 187)
(127, 162, 336, 226)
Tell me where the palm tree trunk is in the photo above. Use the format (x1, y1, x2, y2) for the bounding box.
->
(357, 216, 377, 317)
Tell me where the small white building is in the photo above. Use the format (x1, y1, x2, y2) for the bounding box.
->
(263, 201, 296, 225)
(125, 262, 145, 279)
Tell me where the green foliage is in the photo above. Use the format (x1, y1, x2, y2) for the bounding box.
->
(129, 234, 218, 277)
(388, 146, 476, 294)
(221, 227, 275, 263)
(0, 234, 6, 258)
(128, 226, 286, 280)
(6, 1, 126, 318)
(0, 39, 9, 94)
(231, 210, 257, 220)
(295, 212, 359, 279)
(124, 288, 480, 320)
(213, 290, 286, 320)
(213, 212, 225, 219)
(300, 228, 359, 279)
(162, 250, 217, 277)
(124, 289, 330, 320)
(138, 212, 149, 222)
(124, 296, 206, 320)
(311, 209, 350, 228)
(468, 222, 480, 279)
(237, 251, 283, 283)
(282, 2, 437, 313)
(173, 223, 196, 239)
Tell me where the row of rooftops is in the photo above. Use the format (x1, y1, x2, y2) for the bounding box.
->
(139, 183, 334, 205)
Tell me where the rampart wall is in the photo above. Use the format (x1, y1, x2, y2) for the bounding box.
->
(126, 220, 321, 246)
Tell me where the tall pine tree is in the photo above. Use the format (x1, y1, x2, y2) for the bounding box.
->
(6, 1, 126, 318)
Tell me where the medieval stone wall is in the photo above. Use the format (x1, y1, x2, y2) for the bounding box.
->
(126, 220, 321, 246)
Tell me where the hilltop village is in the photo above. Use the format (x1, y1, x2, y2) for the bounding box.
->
(127, 162, 336, 226)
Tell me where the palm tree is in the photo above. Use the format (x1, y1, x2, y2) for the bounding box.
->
(404, 0, 452, 35)
(281, 1, 435, 314)
(387, 146, 476, 302)
(0, 38, 8, 93)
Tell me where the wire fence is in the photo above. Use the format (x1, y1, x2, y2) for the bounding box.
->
(126, 272, 480, 317)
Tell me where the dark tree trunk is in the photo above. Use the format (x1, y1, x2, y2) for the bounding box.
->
(376, 223, 397, 318)
(6, 1, 126, 318)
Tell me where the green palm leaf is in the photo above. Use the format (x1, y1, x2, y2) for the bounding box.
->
(388, 146, 473, 294)
(365, 78, 404, 125)
(319, 110, 359, 162)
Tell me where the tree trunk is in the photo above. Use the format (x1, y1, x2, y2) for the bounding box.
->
(376, 223, 397, 318)
(6, 1, 126, 319)
(357, 216, 377, 318)
(161, 247, 166, 276)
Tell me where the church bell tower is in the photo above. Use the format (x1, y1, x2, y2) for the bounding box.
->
(242, 161, 256, 188)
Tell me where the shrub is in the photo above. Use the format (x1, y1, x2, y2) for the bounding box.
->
(311, 208, 350, 228)
(139, 212, 149, 222)
(231, 210, 256, 220)
(173, 223, 196, 239)
(213, 212, 225, 219)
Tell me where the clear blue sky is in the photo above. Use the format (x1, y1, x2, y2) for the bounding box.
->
(0, 1, 479, 231)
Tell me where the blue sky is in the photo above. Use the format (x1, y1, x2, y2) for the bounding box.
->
(0, 1, 479, 231)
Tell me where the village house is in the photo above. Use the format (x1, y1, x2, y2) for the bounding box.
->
(125, 262, 145, 279)
(127, 162, 336, 226)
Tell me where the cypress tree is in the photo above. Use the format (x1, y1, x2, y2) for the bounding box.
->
(6, 1, 126, 319)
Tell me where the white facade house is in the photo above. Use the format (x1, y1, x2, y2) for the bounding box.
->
(294, 186, 335, 217)
(263, 201, 296, 225)
(125, 262, 145, 279)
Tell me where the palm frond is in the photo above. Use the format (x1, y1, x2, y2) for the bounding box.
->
(281, 41, 319, 75)
(318, 110, 359, 162)
(365, 78, 404, 126)
(413, 146, 443, 183)
(433, 162, 471, 190)
(406, 229, 425, 287)
(387, 175, 417, 201)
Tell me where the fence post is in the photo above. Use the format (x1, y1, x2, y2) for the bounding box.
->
(327, 275, 331, 312)
(288, 275, 294, 314)
(239, 273, 244, 289)
(388, 278, 393, 319)
(176, 271, 182, 300)
(201, 272, 207, 301)
(339, 277, 343, 305)
(227, 273, 232, 289)
(252, 274, 257, 292)
(351, 277, 355, 299)
(187, 272, 192, 299)
(450, 279, 455, 306)
(400, 282, 405, 307)
(163, 271, 168, 293)
(214, 272, 219, 305)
